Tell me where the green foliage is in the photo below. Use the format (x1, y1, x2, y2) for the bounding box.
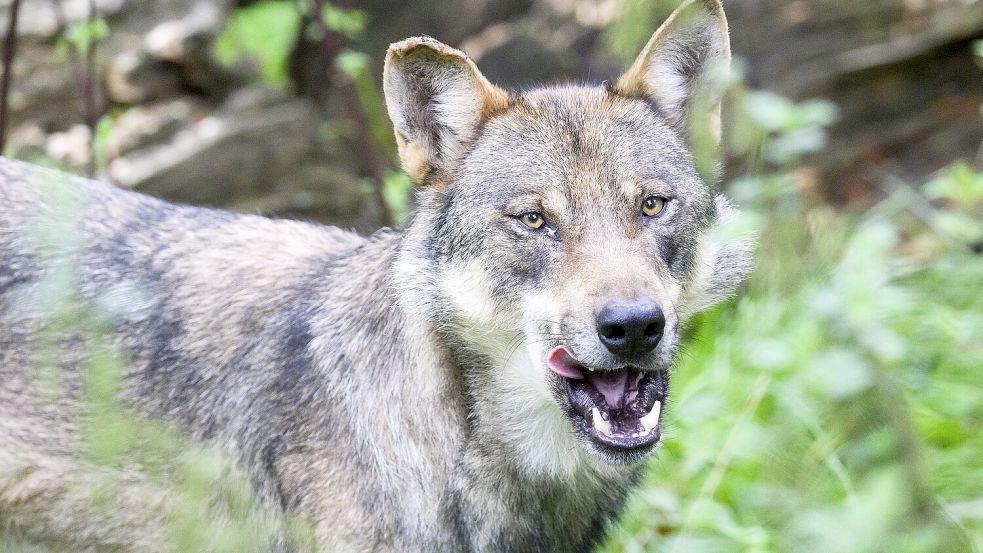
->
(925, 162, 983, 208)
(336, 48, 395, 159)
(58, 17, 109, 57)
(741, 91, 838, 165)
(17, 176, 316, 552)
(601, 0, 677, 63)
(600, 69, 982, 553)
(91, 113, 116, 174)
(321, 2, 366, 38)
(214, 0, 302, 88)
(382, 169, 414, 225)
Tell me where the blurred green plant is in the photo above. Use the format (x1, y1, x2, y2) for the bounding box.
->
(91, 113, 116, 174)
(214, 0, 302, 88)
(601, 0, 677, 64)
(336, 49, 395, 159)
(8, 175, 316, 552)
(57, 17, 109, 59)
(600, 48, 982, 553)
(320, 1, 366, 39)
(51, 1, 108, 175)
(381, 169, 413, 225)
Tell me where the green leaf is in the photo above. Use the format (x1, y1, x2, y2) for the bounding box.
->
(925, 162, 983, 208)
(63, 17, 110, 56)
(335, 49, 370, 80)
(805, 348, 874, 400)
(382, 170, 413, 225)
(321, 3, 366, 38)
(213, 0, 302, 88)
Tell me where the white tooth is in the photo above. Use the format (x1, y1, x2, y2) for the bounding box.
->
(640, 401, 662, 433)
(635, 371, 644, 386)
(592, 408, 613, 436)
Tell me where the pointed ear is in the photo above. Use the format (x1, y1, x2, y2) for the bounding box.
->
(383, 37, 510, 186)
(614, 0, 730, 144)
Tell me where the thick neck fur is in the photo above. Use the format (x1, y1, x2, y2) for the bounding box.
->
(380, 213, 641, 552)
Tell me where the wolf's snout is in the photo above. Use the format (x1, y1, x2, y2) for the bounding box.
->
(596, 299, 665, 356)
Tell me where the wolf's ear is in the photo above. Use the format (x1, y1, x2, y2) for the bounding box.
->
(614, 0, 730, 144)
(384, 37, 509, 186)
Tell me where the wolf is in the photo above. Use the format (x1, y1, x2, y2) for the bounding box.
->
(0, 0, 751, 551)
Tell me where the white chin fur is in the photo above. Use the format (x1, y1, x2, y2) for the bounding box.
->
(441, 265, 607, 479)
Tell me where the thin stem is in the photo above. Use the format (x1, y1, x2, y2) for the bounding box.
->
(84, 0, 103, 130)
(309, 0, 394, 227)
(0, 0, 24, 153)
(50, 0, 104, 175)
(670, 373, 772, 552)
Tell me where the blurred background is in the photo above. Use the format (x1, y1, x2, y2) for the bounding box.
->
(1, 0, 981, 551)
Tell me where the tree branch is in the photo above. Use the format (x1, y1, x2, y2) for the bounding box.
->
(309, 0, 394, 227)
(50, 0, 105, 174)
(0, 0, 24, 153)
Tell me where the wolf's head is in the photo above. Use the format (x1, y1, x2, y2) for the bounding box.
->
(386, 0, 752, 474)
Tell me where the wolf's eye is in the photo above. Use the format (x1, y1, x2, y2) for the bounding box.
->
(641, 196, 667, 217)
(518, 212, 545, 230)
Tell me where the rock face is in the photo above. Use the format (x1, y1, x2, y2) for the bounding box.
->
(0, 0, 125, 38)
(2, 0, 387, 232)
(349, 0, 983, 203)
(722, 0, 983, 203)
(1, 0, 229, 128)
(107, 97, 317, 204)
(2, 0, 981, 229)
(104, 97, 208, 159)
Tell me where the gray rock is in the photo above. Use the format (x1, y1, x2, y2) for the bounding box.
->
(0, 0, 125, 39)
(230, 163, 385, 233)
(2, 38, 80, 129)
(4, 123, 48, 160)
(220, 86, 292, 112)
(107, 99, 320, 205)
(105, 97, 209, 158)
(105, 50, 183, 104)
(45, 124, 92, 170)
(143, 2, 224, 63)
(463, 22, 584, 86)
(4, 0, 237, 122)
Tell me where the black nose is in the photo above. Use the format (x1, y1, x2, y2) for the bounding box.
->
(596, 299, 665, 356)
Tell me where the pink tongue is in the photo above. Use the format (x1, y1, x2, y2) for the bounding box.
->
(547, 347, 585, 379)
(587, 370, 629, 408)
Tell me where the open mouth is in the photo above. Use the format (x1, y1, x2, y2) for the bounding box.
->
(548, 346, 666, 454)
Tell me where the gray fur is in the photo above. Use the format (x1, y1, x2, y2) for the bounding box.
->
(0, 1, 751, 551)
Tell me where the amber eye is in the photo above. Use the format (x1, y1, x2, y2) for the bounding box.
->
(642, 196, 667, 217)
(518, 212, 545, 230)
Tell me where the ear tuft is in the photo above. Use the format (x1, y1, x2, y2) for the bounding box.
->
(384, 37, 509, 185)
(615, 0, 730, 143)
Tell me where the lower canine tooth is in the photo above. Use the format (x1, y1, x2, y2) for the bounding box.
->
(640, 401, 662, 433)
(592, 407, 613, 436)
